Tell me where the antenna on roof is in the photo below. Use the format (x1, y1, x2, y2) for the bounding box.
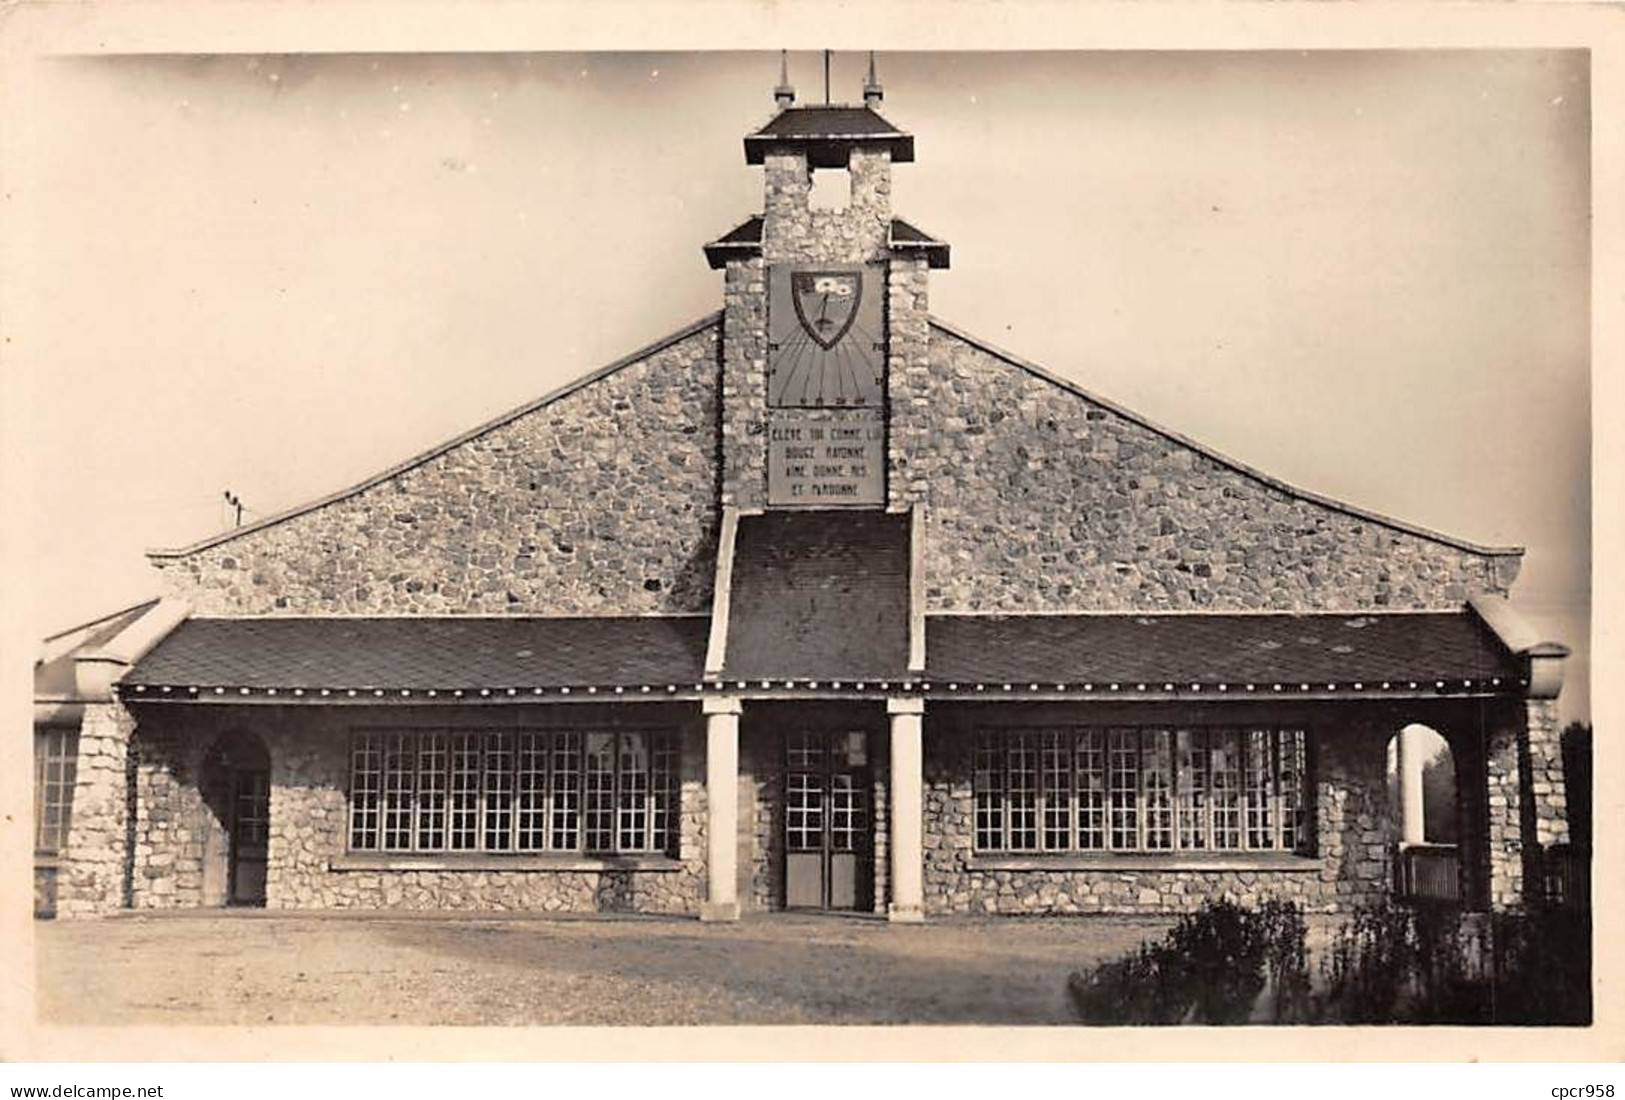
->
(774, 49, 795, 108)
(863, 51, 883, 107)
(823, 49, 831, 105)
(223, 489, 245, 528)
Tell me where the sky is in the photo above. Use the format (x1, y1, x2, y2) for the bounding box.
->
(15, 49, 1591, 721)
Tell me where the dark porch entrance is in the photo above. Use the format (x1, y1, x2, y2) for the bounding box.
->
(202, 729, 270, 907)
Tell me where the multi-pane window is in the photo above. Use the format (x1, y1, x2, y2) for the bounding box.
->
(34, 727, 79, 856)
(974, 727, 1310, 854)
(349, 729, 677, 855)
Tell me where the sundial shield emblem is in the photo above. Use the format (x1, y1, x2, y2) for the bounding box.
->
(790, 271, 862, 351)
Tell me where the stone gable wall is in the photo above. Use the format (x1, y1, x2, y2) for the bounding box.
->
(152, 326, 722, 616)
(916, 327, 1519, 612)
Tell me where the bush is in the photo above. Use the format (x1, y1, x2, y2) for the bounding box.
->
(1320, 900, 1591, 1025)
(1067, 898, 1590, 1026)
(1068, 900, 1310, 1025)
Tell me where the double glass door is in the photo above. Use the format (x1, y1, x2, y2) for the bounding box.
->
(784, 729, 873, 911)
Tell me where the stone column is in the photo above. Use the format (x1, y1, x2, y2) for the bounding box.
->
(700, 696, 742, 922)
(56, 701, 136, 918)
(1483, 699, 1569, 911)
(1525, 698, 1569, 849)
(1398, 725, 1426, 846)
(887, 697, 925, 923)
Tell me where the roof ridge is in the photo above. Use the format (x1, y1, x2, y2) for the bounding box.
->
(927, 316, 1524, 560)
(147, 312, 722, 560)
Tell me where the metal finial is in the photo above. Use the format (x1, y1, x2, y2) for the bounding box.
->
(774, 49, 795, 107)
(863, 50, 884, 107)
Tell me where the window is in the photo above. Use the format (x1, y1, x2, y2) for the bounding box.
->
(35, 726, 79, 856)
(973, 726, 1310, 854)
(348, 729, 677, 855)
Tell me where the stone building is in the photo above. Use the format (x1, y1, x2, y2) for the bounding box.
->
(35, 67, 1572, 922)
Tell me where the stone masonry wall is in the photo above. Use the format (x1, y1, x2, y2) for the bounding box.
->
(917, 327, 1521, 612)
(55, 702, 135, 917)
(920, 706, 1393, 916)
(121, 704, 707, 914)
(152, 325, 721, 616)
(740, 727, 782, 912)
(127, 722, 215, 909)
(1484, 698, 1567, 910)
(886, 255, 933, 511)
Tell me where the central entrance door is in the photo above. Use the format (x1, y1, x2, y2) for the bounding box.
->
(784, 729, 874, 911)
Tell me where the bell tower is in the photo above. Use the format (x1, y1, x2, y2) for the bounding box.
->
(705, 53, 949, 512)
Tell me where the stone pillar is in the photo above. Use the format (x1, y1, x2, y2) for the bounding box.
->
(887, 697, 925, 923)
(55, 701, 135, 918)
(701, 696, 742, 922)
(1525, 698, 1569, 849)
(1484, 699, 1568, 911)
(720, 256, 768, 512)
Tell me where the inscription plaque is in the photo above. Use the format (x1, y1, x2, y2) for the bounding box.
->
(767, 407, 885, 507)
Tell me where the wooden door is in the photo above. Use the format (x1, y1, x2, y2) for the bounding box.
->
(784, 729, 872, 911)
(229, 768, 269, 906)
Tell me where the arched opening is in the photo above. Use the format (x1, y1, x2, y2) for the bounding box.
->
(1385, 723, 1460, 903)
(200, 729, 271, 907)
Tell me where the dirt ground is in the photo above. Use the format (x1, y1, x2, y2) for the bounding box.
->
(33, 910, 1171, 1026)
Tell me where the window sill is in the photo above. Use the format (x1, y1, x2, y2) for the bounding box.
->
(966, 853, 1320, 873)
(33, 854, 63, 869)
(329, 853, 684, 873)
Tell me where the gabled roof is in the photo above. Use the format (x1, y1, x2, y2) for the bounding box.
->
(36, 598, 162, 700)
(703, 215, 949, 269)
(122, 615, 710, 695)
(745, 104, 915, 168)
(925, 609, 1523, 693)
(721, 511, 911, 682)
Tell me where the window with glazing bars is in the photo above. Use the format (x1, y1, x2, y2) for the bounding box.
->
(973, 727, 1309, 854)
(34, 727, 79, 856)
(348, 729, 677, 855)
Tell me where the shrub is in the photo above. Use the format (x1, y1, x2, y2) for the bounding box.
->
(1068, 897, 1590, 1026)
(1067, 899, 1310, 1025)
(1320, 900, 1591, 1025)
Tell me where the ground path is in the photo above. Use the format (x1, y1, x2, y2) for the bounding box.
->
(35, 911, 1171, 1026)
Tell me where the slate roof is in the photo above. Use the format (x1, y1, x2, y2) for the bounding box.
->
(924, 611, 1522, 689)
(745, 105, 915, 168)
(124, 616, 710, 692)
(722, 511, 911, 681)
(703, 216, 949, 269)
